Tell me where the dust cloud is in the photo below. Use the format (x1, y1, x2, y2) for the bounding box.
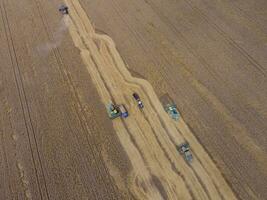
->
(36, 16, 70, 56)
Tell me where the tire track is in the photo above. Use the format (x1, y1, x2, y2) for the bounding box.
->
(139, 0, 226, 83)
(1, 2, 46, 199)
(0, 117, 12, 199)
(110, 0, 228, 107)
(0, 6, 15, 200)
(109, 0, 207, 111)
(33, 0, 122, 198)
(180, 0, 266, 76)
(229, 1, 266, 31)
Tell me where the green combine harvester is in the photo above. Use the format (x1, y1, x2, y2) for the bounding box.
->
(107, 103, 128, 119)
(107, 103, 121, 119)
(164, 104, 180, 121)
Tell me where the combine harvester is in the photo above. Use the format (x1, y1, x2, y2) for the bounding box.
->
(59, 4, 69, 15)
(107, 103, 128, 119)
(177, 142, 193, 163)
(165, 104, 180, 121)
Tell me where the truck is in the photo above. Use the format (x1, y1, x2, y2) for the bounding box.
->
(133, 93, 144, 109)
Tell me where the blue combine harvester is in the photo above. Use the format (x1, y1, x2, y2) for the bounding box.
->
(164, 104, 180, 121)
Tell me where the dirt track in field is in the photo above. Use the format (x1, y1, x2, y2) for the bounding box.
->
(0, 0, 266, 199)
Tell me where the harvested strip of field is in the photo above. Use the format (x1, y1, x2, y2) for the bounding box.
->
(64, 0, 237, 199)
